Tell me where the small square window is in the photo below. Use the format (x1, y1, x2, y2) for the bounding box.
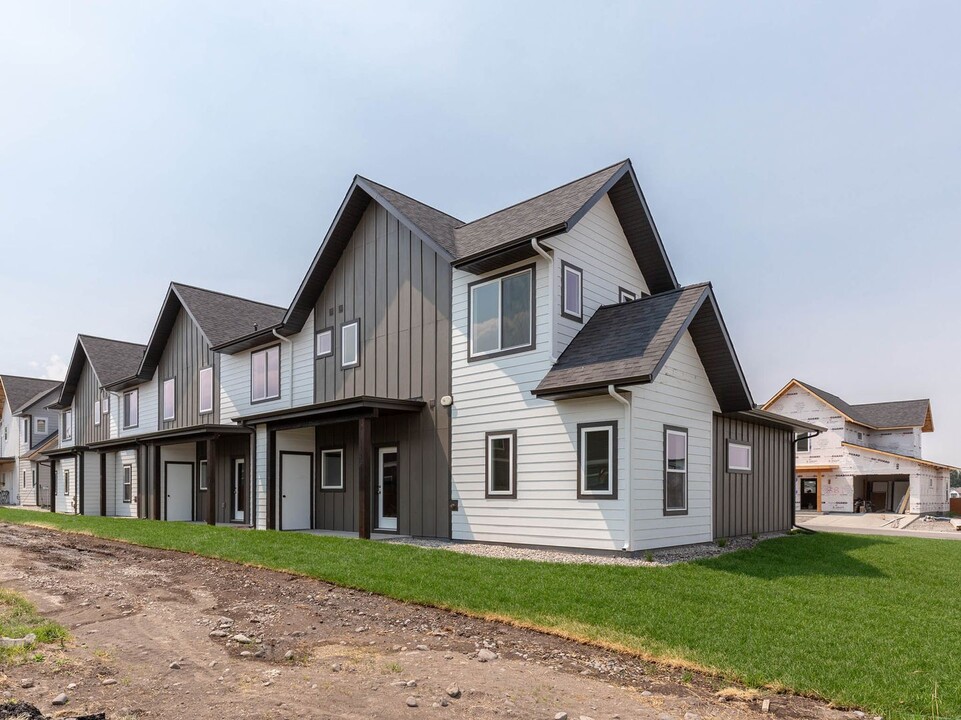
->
(321, 449, 344, 490)
(316, 329, 333, 358)
(618, 287, 636, 303)
(796, 433, 810, 452)
(561, 261, 583, 321)
(578, 423, 617, 498)
(485, 431, 516, 497)
(727, 441, 752, 472)
(35, 417, 47, 435)
(341, 320, 360, 369)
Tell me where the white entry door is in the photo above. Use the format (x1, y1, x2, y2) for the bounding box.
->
(377, 446, 399, 531)
(280, 452, 312, 530)
(233, 459, 246, 522)
(165, 463, 193, 521)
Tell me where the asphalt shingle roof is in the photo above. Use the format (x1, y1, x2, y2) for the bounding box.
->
(0, 375, 62, 414)
(360, 178, 462, 258)
(80, 335, 147, 387)
(534, 284, 709, 397)
(794, 380, 932, 430)
(172, 283, 287, 348)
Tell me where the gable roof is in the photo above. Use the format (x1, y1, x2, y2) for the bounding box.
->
(766, 380, 935, 432)
(24, 430, 59, 460)
(132, 283, 286, 379)
(278, 176, 463, 340)
(51, 335, 146, 409)
(533, 284, 754, 412)
(0, 375, 62, 416)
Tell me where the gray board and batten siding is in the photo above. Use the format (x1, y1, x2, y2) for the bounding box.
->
(310, 199, 453, 538)
(158, 308, 220, 430)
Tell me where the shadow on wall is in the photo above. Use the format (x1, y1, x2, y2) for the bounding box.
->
(699, 533, 890, 580)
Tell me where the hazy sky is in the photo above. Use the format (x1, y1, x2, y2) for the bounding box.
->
(2, 2, 959, 463)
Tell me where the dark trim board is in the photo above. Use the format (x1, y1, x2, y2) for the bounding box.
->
(163, 460, 195, 522)
(560, 260, 584, 323)
(484, 430, 517, 499)
(576, 421, 618, 500)
(278, 450, 315, 531)
(662, 425, 689, 516)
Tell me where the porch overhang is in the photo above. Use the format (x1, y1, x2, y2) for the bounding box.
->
(725, 408, 824, 434)
(87, 424, 251, 451)
(43, 446, 87, 458)
(0, 456, 14, 464)
(233, 396, 425, 431)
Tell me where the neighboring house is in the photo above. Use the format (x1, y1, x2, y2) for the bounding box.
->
(0, 375, 61, 507)
(764, 379, 954, 514)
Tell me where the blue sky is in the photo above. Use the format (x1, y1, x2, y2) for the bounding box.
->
(2, 1, 959, 463)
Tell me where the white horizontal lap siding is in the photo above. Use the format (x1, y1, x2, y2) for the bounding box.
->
(220, 311, 314, 423)
(451, 256, 628, 551)
(628, 331, 719, 549)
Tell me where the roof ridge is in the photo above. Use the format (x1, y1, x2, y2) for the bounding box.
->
(78, 333, 146, 349)
(0, 373, 62, 383)
(851, 398, 930, 408)
(357, 176, 465, 226)
(458, 159, 629, 229)
(170, 282, 287, 311)
(594, 282, 710, 312)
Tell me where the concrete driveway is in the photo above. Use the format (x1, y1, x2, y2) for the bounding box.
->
(798, 512, 961, 540)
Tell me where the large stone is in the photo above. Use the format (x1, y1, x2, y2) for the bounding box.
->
(477, 649, 498, 662)
(231, 634, 254, 644)
(446, 685, 461, 699)
(554, 713, 568, 720)
(0, 633, 36, 648)
(406, 696, 418, 707)
(52, 693, 69, 706)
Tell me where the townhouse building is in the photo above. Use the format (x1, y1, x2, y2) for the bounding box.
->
(0, 375, 61, 508)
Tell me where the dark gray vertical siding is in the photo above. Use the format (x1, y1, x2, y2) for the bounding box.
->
(195, 435, 249, 523)
(713, 414, 793, 538)
(157, 308, 218, 431)
(74, 361, 109, 445)
(312, 201, 453, 538)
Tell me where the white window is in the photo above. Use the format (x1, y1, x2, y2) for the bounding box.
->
(321, 449, 344, 490)
(64, 469, 70, 495)
(63, 410, 73, 441)
(251, 345, 281, 402)
(94, 400, 101, 425)
(727, 441, 752, 472)
(341, 321, 360, 369)
(199, 460, 208, 491)
(578, 423, 616, 498)
(122, 465, 133, 503)
(31, 469, 36, 487)
(102, 395, 109, 414)
(35, 417, 47, 435)
(618, 287, 636, 303)
(199, 367, 214, 415)
(485, 431, 516, 497)
(123, 389, 139, 429)
(163, 378, 176, 421)
(561, 262, 583, 321)
(664, 427, 688, 514)
(469, 267, 534, 358)
(315, 328, 333, 358)
(796, 433, 810, 453)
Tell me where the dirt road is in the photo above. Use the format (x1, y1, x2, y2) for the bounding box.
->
(0, 523, 850, 720)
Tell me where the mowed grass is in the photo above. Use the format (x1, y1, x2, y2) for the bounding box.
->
(0, 588, 68, 663)
(1, 509, 958, 719)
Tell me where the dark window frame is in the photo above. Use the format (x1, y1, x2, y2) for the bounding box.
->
(315, 327, 334, 359)
(467, 264, 537, 362)
(484, 429, 517, 499)
(618, 287, 636, 303)
(560, 260, 584, 322)
(576, 421, 618, 499)
(726, 440, 753, 474)
(796, 433, 810, 452)
(663, 425, 689, 516)
(250, 343, 282, 404)
(319, 447, 345, 491)
(123, 389, 139, 429)
(122, 464, 133, 503)
(198, 366, 214, 415)
(340, 319, 361, 369)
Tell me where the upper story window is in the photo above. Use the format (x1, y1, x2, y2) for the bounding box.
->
(469, 266, 534, 359)
(796, 433, 810, 452)
(664, 426, 688, 515)
(35, 417, 47, 435)
(618, 287, 636, 303)
(341, 321, 360, 369)
(163, 378, 176, 421)
(21, 418, 30, 442)
(578, 422, 617, 499)
(251, 345, 281, 402)
(727, 441, 752, 473)
(63, 410, 73, 441)
(102, 395, 109, 415)
(123, 389, 139, 429)
(316, 328, 333, 358)
(94, 400, 101, 425)
(199, 367, 214, 415)
(561, 261, 583, 321)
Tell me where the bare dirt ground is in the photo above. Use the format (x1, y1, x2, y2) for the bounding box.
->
(0, 522, 855, 720)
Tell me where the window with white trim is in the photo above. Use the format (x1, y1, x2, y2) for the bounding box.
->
(618, 287, 636, 303)
(102, 395, 109, 415)
(485, 431, 516, 497)
(469, 267, 534, 359)
(341, 321, 360, 368)
(94, 400, 101, 425)
(315, 328, 333, 358)
(727, 441, 752, 472)
(123, 389, 139, 429)
(578, 423, 617, 498)
(664, 426, 688, 514)
(63, 410, 73, 441)
(35, 417, 47, 435)
(251, 345, 281, 402)
(199, 460, 208, 491)
(561, 262, 583, 321)
(199, 367, 214, 415)
(321, 449, 344, 490)
(123, 465, 133, 503)
(163, 378, 176, 421)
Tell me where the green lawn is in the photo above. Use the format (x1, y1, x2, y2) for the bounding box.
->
(0, 587, 68, 663)
(0, 509, 957, 719)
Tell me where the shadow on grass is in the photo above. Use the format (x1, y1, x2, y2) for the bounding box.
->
(699, 533, 889, 580)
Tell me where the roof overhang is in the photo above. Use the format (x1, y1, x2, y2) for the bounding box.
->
(724, 408, 825, 433)
(210, 325, 283, 355)
(233, 396, 425, 431)
(87, 424, 252, 450)
(49, 337, 94, 410)
(841, 441, 960, 471)
(43, 446, 87, 457)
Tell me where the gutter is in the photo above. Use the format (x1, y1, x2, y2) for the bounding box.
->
(530, 238, 557, 363)
(608, 385, 632, 551)
(272, 328, 294, 409)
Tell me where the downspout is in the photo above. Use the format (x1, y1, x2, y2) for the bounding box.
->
(272, 329, 294, 408)
(792, 430, 822, 531)
(608, 385, 632, 552)
(530, 238, 557, 363)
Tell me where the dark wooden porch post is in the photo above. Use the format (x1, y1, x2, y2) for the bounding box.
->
(206, 437, 218, 526)
(358, 416, 371, 540)
(49, 459, 57, 513)
(136, 444, 144, 519)
(266, 429, 277, 530)
(99, 453, 107, 517)
(152, 445, 162, 520)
